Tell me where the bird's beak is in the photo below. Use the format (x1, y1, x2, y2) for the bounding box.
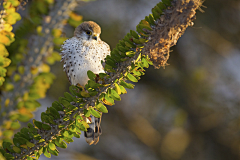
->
(92, 35, 97, 41)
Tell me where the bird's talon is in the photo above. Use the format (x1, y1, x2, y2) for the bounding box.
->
(76, 83, 85, 91)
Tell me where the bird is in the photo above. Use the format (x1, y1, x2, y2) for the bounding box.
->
(60, 21, 110, 145)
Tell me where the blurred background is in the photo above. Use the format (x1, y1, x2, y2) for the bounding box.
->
(10, 0, 240, 159)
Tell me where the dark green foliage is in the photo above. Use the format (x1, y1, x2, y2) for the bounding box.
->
(87, 70, 96, 81)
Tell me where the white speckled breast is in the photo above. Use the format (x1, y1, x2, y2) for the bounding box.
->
(60, 37, 110, 86)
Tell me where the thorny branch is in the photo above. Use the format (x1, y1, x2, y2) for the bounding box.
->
(9, 0, 203, 159)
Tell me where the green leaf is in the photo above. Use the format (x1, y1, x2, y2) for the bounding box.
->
(88, 80, 100, 89)
(89, 90, 98, 96)
(157, 2, 167, 10)
(10, 121, 20, 130)
(43, 147, 51, 158)
(130, 30, 139, 39)
(39, 146, 43, 155)
(64, 92, 74, 101)
(138, 24, 152, 31)
(75, 126, 82, 134)
(141, 57, 149, 68)
(63, 137, 74, 143)
(41, 113, 55, 125)
(152, 8, 161, 20)
(42, 124, 51, 130)
(18, 137, 28, 144)
(33, 135, 41, 141)
(162, 0, 172, 6)
(0, 67, 7, 77)
(84, 109, 91, 117)
(126, 51, 135, 57)
(33, 119, 42, 129)
(132, 38, 142, 44)
(55, 140, 67, 149)
(81, 121, 89, 131)
(69, 85, 81, 97)
(139, 38, 148, 43)
(114, 83, 122, 95)
(110, 89, 121, 101)
(87, 70, 96, 81)
(48, 148, 58, 156)
(3, 153, 14, 160)
(58, 124, 65, 129)
(153, 5, 163, 14)
(14, 132, 29, 141)
(6, 145, 14, 153)
(126, 73, 138, 82)
(107, 87, 111, 97)
(35, 150, 40, 159)
(119, 85, 127, 94)
(106, 58, 117, 68)
(96, 103, 108, 113)
(60, 97, 71, 105)
(34, 150, 40, 159)
(2, 142, 11, 150)
(12, 138, 20, 148)
(26, 141, 35, 148)
(12, 146, 21, 153)
(133, 70, 142, 76)
(80, 90, 90, 97)
(103, 94, 115, 106)
(53, 37, 67, 45)
(48, 142, 56, 151)
(41, 113, 50, 123)
(120, 81, 135, 89)
(104, 64, 116, 73)
(2, 130, 13, 139)
(73, 132, 81, 138)
(110, 50, 122, 62)
(145, 15, 155, 25)
(125, 41, 135, 48)
(49, 107, 60, 119)
(99, 73, 108, 78)
(0, 149, 6, 157)
(20, 128, 31, 140)
(76, 115, 83, 121)
(27, 156, 33, 160)
(63, 131, 69, 138)
(118, 46, 127, 53)
(69, 125, 76, 133)
(90, 108, 101, 118)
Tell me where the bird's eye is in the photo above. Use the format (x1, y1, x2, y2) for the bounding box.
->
(86, 31, 92, 35)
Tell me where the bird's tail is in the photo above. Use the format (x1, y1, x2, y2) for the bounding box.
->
(84, 114, 102, 145)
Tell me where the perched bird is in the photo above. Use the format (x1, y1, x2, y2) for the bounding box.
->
(60, 21, 110, 145)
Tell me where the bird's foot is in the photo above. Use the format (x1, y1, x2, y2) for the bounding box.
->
(76, 83, 85, 91)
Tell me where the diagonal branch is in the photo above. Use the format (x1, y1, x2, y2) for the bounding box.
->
(1, 0, 203, 159)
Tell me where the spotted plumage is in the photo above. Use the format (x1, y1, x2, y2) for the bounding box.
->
(60, 21, 110, 145)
